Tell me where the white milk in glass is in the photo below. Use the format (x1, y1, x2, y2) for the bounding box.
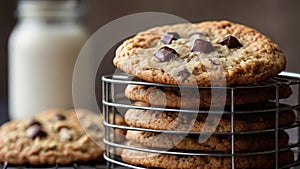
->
(9, 0, 89, 119)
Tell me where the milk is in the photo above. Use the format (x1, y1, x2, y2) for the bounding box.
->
(8, 0, 89, 119)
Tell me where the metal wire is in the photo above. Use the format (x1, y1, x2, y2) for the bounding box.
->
(103, 137, 300, 157)
(102, 71, 300, 88)
(102, 99, 296, 115)
(103, 120, 300, 135)
(103, 72, 300, 169)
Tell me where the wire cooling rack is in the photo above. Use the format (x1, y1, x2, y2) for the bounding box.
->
(102, 71, 300, 169)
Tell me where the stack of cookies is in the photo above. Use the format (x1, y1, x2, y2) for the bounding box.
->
(112, 20, 296, 168)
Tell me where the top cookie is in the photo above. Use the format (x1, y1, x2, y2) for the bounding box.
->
(113, 20, 286, 86)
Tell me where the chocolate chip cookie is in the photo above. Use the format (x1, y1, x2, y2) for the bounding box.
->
(0, 109, 104, 165)
(113, 20, 286, 86)
(125, 84, 292, 108)
(124, 102, 295, 132)
(121, 143, 294, 169)
(126, 130, 289, 152)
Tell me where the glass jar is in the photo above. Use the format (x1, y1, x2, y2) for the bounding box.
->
(9, 0, 89, 119)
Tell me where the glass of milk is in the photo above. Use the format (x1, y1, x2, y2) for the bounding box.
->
(8, 0, 89, 119)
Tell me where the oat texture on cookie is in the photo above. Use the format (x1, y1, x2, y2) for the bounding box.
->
(113, 20, 286, 86)
(0, 109, 104, 165)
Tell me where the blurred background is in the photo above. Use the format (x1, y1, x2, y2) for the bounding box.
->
(0, 0, 300, 122)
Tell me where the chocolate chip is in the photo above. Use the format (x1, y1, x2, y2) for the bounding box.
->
(161, 32, 181, 44)
(28, 119, 41, 127)
(219, 35, 242, 49)
(191, 39, 215, 53)
(154, 46, 178, 62)
(55, 114, 66, 121)
(177, 68, 190, 81)
(27, 125, 47, 139)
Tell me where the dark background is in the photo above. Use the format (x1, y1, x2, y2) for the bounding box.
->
(1, 0, 300, 121)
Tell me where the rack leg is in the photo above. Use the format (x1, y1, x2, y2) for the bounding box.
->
(231, 88, 235, 169)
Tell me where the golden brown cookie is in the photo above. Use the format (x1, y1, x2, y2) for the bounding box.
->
(0, 109, 104, 165)
(121, 143, 294, 169)
(126, 130, 289, 152)
(113, 20, 286, 86)
(125, 84, 292, 108)
(124, 102, 295, 132)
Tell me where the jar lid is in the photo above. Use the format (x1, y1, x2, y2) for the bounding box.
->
(17, 0, 84, 18)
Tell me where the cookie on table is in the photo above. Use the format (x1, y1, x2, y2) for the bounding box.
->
(113, 20, 286, 86)
(126, 130, 289, 152)
(125, 84, 292, 108)
(121, 143, 294, 169)
(0, 109, 104, 165)
(124, 102, 295, 132)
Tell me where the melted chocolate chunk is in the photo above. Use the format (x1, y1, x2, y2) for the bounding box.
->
(191, 39, 215, 53)
(177, 68, 190, 82)
(219, 35, 243, 49)
(55, 114, 66, 121)
(161, 32, 181, 44)
(154, 46, 178, 62)
(28, 119, 41, 127)
(27, 125, 47, 139)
